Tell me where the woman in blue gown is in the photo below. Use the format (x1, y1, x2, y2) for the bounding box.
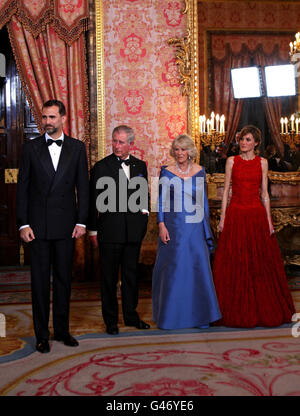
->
(152, 134, 221, 329)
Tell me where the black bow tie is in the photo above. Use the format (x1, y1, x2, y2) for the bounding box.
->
(47, 139, 63, 147)
(118, 158, 130, 166)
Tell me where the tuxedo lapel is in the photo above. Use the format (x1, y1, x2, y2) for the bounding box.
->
(33, 135, 56, 179)
(105, 154, 123, 183)
(129, 156, 142, 179)
(105, 154, 143, 182)
(50, 136, 75, 191)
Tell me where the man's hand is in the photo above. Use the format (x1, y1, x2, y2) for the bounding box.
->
(72, 225, 86, 239)
(89, 235, 98, 248)
(20, 226, 35, 243)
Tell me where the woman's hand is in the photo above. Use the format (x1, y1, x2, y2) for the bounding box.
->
(217, 217, 225, 233)
(269, 221, 275, 236)
(158, 222, 170, 244)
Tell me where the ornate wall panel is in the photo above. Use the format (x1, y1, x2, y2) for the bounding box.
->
(102, 0, 188, 177)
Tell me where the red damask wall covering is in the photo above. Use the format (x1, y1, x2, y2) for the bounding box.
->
(103, 0, 187, 177)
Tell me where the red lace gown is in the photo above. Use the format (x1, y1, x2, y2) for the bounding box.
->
(213, 155, 295, 327)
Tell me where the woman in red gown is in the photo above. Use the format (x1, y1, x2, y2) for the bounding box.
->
(213, 125, 295, 327)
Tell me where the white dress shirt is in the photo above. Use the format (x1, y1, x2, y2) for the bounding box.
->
(46, 132, 63, 171)
(120, 156, 130, 180)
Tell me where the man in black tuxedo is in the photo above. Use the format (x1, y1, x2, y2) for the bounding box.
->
(89, 125, 150, 335)
(16, 100, 89, 353)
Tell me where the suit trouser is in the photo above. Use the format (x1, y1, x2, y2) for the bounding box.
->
(30, 238, 75, 340)
(99, 242, 141, 326)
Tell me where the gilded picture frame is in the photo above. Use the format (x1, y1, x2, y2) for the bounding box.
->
(95, 0, 106, 161)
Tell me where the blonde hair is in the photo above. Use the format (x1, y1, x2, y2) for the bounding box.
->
(170, 134, 198, 160)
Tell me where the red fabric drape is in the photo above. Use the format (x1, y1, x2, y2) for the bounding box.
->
(0, 0, 89, 44)
(53, 0, 89, 45)
(0, 1, 90, 144)
(0, 0, 17, 28)
(1, 1, 90, 280)
(7, 15, 89, 144)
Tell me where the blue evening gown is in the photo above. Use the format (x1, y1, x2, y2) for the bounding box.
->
(152, 166, 221, 329)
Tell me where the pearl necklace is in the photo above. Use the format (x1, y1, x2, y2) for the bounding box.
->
(176, 161, 191, 175)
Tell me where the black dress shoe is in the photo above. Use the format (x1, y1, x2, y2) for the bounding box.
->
(125, 320, 150, 329)
(36, 339, 50, 353)
(106, 325, 119, 335)
(136, 320, 150, 329)
(54, 334, 79, 347)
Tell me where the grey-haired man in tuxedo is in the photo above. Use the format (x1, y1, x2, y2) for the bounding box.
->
(89, 125, 150, 335)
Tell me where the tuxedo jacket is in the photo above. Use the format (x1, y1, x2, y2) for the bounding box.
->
(16, 134, 89, 240)
(88, 153, 149, 243)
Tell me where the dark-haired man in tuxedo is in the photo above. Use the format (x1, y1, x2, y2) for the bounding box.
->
(16, 100, 89, 353)
(89, 125, 150, 335)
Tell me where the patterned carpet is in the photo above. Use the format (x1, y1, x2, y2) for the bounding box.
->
(0, 269, 300, 396)
(1, 328, 300, 396)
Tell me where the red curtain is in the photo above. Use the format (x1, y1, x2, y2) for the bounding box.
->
(0, 0, 89, 144)
(0, 1, 88, 44)
(0, 1, 90, 278)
